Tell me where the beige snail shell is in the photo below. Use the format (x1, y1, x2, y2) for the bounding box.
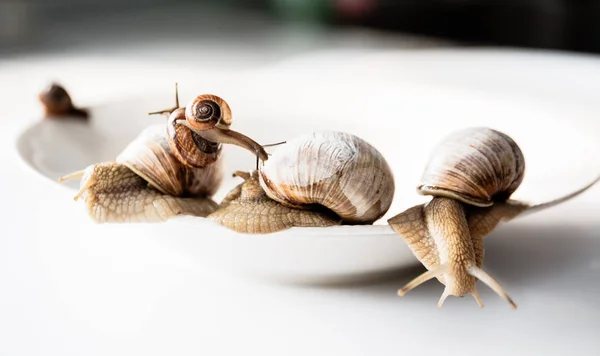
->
(418, 127, 525, 207)
(116, 123, 223, 198)
(388, 126, 599, 309)
(209, 131, 396, 233)
(259, 131, 395, 224)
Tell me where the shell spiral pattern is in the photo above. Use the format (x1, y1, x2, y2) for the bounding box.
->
(258, 131, 395, 224)
(418, 127, 525, 207)
(185, 94, 232, 130)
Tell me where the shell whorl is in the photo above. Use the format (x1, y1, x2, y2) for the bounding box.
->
(418, 127, 525, 207)
(116, 124, 223, 197)
(167, 108, 222, 168)
(258, 131, 395, 224)
(185, 94, 232, 130)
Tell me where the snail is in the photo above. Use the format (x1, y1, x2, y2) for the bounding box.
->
(38, 83, 89, 119)
(209, 131, 395, 233)
(387, 127, 600, 309)
(59, 84, 268, 223)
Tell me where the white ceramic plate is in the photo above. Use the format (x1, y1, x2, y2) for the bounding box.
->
(15, 51, 600, 282)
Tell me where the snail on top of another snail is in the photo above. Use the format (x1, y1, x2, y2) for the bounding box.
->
(388, 127, 599, 309)
(209, 131, 396, 233)
(60, 84, 268, 223)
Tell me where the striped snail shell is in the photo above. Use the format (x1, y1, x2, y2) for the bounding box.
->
(418, 127, 525, 207)
(116, 122, 223, 198)
(258, 131, 395, 224)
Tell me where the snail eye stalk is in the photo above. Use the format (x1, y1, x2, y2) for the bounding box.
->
(148, 82, 180, 116)
(256, 141, 286, 170)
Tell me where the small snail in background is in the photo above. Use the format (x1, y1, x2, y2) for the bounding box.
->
(388, 127, 600, 309)
(38, 83, 89, 119)
(60, 84, 268, 223)
(209, 131, 396, 233)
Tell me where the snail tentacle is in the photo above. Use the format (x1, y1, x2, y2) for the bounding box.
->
(467, 265, 517, 309)
(148, 82, 180, 116)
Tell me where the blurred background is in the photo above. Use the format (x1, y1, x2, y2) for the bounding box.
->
(2, 0, 599, 62)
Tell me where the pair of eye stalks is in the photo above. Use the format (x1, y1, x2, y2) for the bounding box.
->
(57, 84, 599, 309)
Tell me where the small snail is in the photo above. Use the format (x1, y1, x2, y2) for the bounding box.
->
(388, 127, 600, 309)
(209, 131, 396, 233)
(60, 85, 268, 223)
(38, 83, 89, 119)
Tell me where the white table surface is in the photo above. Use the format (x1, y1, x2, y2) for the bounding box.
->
(1, 8, 600, 355)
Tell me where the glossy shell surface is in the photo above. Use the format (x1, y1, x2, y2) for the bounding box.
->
(259, 131, 395, 224)
(116, 124, 223, 197)
(419, 127, 525, 207)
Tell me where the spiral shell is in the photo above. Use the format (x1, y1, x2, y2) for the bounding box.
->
(167, 108, 222, 168)
(258, 131, 395, 224)
(116, 124, 223, 197)
(185, 94, 232, 131)
(418, 127, 525, 207)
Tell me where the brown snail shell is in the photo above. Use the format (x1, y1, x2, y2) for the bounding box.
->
(418, 127, 525, 207)
(167, 108, 222, 169)
(258, 131, 395, 225)
(185, 94, 232, 131)
(38, 83, 89, 119)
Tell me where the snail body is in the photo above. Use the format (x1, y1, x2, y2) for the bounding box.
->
(209, 171, 341, 233)
(388, 127, 599, 308)
(60, 88, 267, 223)
(210, 131, 395, 233)
(65, 162, 218, 223)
